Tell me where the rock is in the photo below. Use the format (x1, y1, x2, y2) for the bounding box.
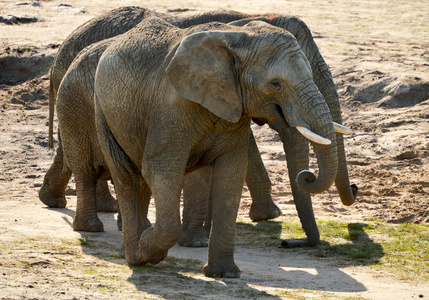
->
(0, 14, 38, 25)
(393, 83, 411, 97)
(53, 3, 86, 14)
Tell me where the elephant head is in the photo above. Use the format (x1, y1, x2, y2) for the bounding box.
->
(266, 16, 358, 205)
(229, 16, 357, 202)
(167, 22, 338, 193)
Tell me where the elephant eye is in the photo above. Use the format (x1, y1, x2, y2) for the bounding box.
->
(270, 79, 282, 92)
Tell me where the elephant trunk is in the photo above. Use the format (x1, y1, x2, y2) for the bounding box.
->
(335, 134, 358, 205)
(313, 65, 357, 205)
(288, 86, 338, 194)
(296, 139, 338, 194)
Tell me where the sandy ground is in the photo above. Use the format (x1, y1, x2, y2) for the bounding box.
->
(0, 0, 428, 299)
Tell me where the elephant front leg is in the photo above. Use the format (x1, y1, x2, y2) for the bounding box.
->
(203, 149, 247, 278)
(139, 173, 183, 265)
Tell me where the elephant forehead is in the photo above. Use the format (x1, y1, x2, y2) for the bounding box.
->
(266, 51, 313, 82)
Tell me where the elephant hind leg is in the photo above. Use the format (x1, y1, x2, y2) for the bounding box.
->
(95, 179, 118, 212)
(39, 144, 71, 208)
(249, 199, 282, 222)
(115, 176, 153, 265)
(72, 172, 103, 232)
(246, 130, 282, 221)
(179, 166, 212, 248)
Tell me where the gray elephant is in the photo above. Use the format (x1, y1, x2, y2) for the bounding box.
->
(39, 7, 357, 247)
(93, 16, 338, 277)
(40, 7, 158, 210)
(54, 36, 128, 232)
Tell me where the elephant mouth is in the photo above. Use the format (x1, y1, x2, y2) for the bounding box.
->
(275, 104, 333, 146)
(274, 105, 290, 127)
(254, 105, 352, 145)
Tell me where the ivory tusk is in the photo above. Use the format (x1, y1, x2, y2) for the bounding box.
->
(334, 122, 353, 134)
(341, 106, 352, 114)
(296, 126, 332, 145)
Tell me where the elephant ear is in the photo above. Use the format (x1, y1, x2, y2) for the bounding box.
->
(166, 31, 242, 123)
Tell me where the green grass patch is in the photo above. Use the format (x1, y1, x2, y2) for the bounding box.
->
(236, 218, 429, 281)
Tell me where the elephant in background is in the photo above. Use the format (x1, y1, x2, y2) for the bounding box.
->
(39, 7, 357, 247)
(54, 37, 126, 231)
(93, 17, 338, 277)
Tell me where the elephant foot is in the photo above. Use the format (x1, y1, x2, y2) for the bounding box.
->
(249, 200, 282, 221)
(72, 215, 104, 232)
(178, 228, 209, 247)
(279, 238, 318, 248)
(203, 261, 241, 278)
(38, 187, 67, 208)
(139, 228, 169, 265)
(96, 195, 118, 212)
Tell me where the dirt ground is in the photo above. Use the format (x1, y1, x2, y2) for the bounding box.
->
(0, 0, 428, 299)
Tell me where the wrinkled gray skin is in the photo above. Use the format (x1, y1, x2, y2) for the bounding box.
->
(39, 7, 357, 245)
(93, 17, 337, 277)
(40, 7, 159, 211)
(55, 38, 120, 231)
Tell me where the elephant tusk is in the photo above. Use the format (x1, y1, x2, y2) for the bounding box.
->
(296, 126, 332, 145)
(341, 106, 352, 114)
(334, 122, 353, 135)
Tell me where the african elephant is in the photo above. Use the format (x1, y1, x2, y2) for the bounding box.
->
(39, 6, 246, 212)
(39, 7, 276, 228)
(178, 12, 357, 248)
(55, 37, 124, 231)
(39, 6, 158, 210)
(93, 16, 338, 278)
(39, 7, 357, 246)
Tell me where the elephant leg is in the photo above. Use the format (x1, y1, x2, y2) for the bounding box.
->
(95, 107, 152, 264)
(95, 179, 118, 212)
(115, 175, 152, 264)
(139, 171, 183, 265)
(72, 172, 104, 232)
(246, 130, 282, 221)
(39, 139, 71, 208)
(179, 165, 212, 247)
(203, 147, 247, 278)
(280, 126, 320, 247)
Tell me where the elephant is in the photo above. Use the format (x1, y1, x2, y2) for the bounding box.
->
(54, 36, 125, 231)
(39, 7, 357, 247)
(92, 16, 338, 278)
(40, 6, 158, 210)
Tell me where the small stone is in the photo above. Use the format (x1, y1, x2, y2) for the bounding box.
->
(394, 83, 411, 97)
